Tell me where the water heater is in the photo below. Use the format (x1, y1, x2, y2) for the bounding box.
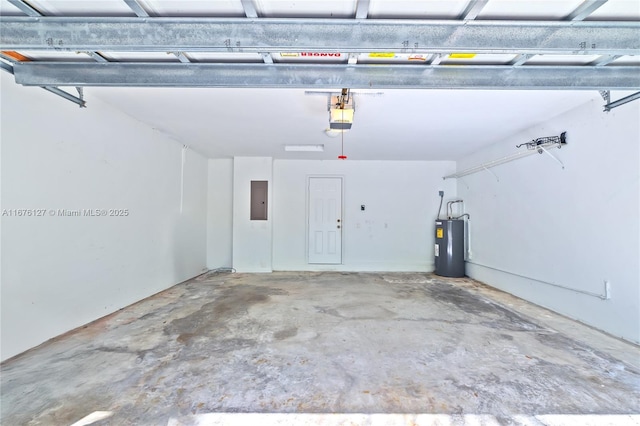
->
(434, 219, 465, 277)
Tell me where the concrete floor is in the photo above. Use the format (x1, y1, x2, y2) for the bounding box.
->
(1, 272, 639, 426)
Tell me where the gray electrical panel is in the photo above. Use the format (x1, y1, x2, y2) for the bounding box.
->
(250, 180, 268, 220)
(434, 219, 465, 277)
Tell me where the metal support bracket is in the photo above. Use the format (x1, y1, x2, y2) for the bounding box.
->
(172, 52, 191, 63)
(76, 86, 85, 107)
(539, 146, 565, 169)
(1, 59, 86, 107)
(241, 0, 258, 18)
(460, 0, 489, 20)
(7, 0, 40, 16)
(567, 0, 609, 21)
(42, 86, 86, 107)
(123, 0, 150, 17)
(259, 52, 274, 64)
(430, 54, 443, 66)
(0, 60, 14, 74)
(355, 0, 370, 19)
(483, 166, 499, 182)
(603, 91, 640, 112)
(511, 54, 533, 67)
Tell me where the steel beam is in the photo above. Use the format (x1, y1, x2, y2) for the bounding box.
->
(260, 52, 273, 64)
(430, 54, 443, 65)
(1, 17, 638, 55)
(173, 52, 191, 63)
(8, 1, 112, 67)
(2, 59, 86, 106)
(566, 0, 608, 21)
(510, 54, 533, 67)
(12, 62, 640, 89)
(7, 0, 41, 16)
(459, 0, 489, 20)
(123, 0, 150, 18)
(241, 0, 258, 18)
(355, 0, 370, 19)
(590, 54, 621, 67)
(42, 86, 86, 107)
(0, 60, 14, 74)
(85, 51, 108, 62)
(603, 91, 640, 111)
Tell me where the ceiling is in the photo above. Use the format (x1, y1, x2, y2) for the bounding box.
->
(90, 87, 601, 160)
(1, 0, 639, 160)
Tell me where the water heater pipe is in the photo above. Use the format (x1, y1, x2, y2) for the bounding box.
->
(436, 192, 444, 220)
(447, 200, 464, 219)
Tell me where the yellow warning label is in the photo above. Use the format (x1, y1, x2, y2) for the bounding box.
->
(449, 53, 476, 59)
(280, 52, 300, 57)
(436, 228, 443, 239)
(369, 52, 396, 58)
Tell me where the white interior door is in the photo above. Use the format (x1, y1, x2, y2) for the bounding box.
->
(308, 177, 342, 264)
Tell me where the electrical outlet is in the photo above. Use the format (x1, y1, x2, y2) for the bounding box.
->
(438, 191, 444, 197)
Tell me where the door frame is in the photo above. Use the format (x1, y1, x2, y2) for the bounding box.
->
(306, 175, 345, 265)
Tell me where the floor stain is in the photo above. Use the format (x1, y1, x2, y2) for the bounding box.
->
(164, 284, 287, 340)
(274, 327, 298, 340)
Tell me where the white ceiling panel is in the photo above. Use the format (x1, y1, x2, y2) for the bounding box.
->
(187, 52, 264, 63)
(0, 0, 24, 15)
(612, 55, 640, 65)
(526, 54, 603, 65)
(25, 0, 136, 16)
(368, 0, 469, 19)
(477, 0, 584, 20)
(100, 51, 180, 62)
(139, 0, 245, 17)
(585, 0, 640, 20)
(254, 0, 356, 18)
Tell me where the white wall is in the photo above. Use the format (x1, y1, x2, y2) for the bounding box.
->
(457, 97, 640, 343)
(232, 157, 273, 272)
(273, 160, 457, 271)
(207, 159, 233, 269)
(1, 73, 208, 361)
